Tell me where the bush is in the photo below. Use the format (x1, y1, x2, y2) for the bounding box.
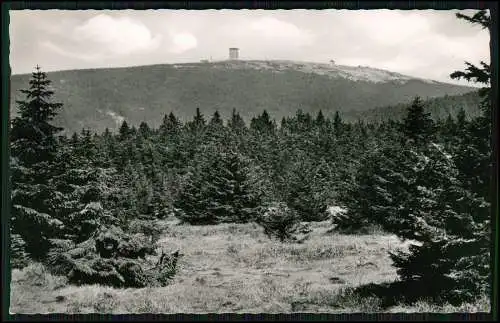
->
(256, 202, 303, 242)
(128, 219, 165, 245)
(44, 226, 179, 288)
(154, 250, 181, 286)
(10, 233, 30, 269)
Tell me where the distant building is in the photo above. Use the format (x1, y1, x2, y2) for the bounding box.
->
(330, 59, 336, 65)
(200, 59, 209, 63)
(229, 48, 239, 60)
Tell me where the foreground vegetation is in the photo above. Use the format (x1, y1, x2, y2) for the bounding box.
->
(9, 219, 490, 314)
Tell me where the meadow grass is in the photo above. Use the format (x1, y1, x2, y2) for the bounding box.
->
(9, 218, 490, 314)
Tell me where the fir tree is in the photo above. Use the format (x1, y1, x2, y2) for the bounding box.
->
(138, 121, 151, 138)
(75, 129, 98, 165)
(10, 66, 65, 261)
(119, 120, 131, 141)
(333, 111, 343, 136)
(294, 109, 313, 134)
(333, 145, 404, 233)
(338, 142, 490, 303)
(70, 132, 79, 145)
(386, 144, 490, 304)
(401, 96, 435, 145)
(315, 110, 326, 127)
(283, 153, 329, 221)
(450, 9, 492, 202)
(10, 65, 63, 169)
(188, 108, 206, 132)
(209, 110, 223, 127)
(228, 109, 246, 132)
(130, 125, 138, 136)
(174, 147, 261, 224)
(159, 112, 181, 137)
(250, 110, 275, 135)
(456, 107, 467, 127)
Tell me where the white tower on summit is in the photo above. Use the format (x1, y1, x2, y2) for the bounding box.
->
(229, 47, 239, 60)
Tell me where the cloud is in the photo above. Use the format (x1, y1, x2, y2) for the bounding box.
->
(72, 14, 162, 57)
(336, 10, 431, 47)
(249, 17, 315, 46)
(9, 9, 490, 85)
(40, 40, 105, 61)
(169, 32, 198, 54)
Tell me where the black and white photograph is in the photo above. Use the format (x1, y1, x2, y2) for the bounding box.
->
(5, 3, 495, 316)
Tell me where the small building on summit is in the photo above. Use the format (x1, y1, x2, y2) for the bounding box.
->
(229, 48, 239, 60)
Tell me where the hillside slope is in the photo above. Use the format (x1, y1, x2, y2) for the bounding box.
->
(9, 60, 478, 134)
(344, 91, 482, 123)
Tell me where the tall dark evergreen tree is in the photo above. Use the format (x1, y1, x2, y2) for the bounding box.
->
(450, 9, 492, 201)
(188, 107, 206, 132)
(228, 109, 246, 132)
(250, 110, 275, 135)
(159, 112, 181, 137)
(209, 110, 223, 127)
(282, 153, 330, 221)
(315, 110, 326, 128)
(130, 125, 138, 136)
(333, 111, 343, 136)
(401, 96, 435, 145)
(119, 120, 131, 141)
(138, 121, 151, 138)
(10, 66, 65, 260)
(174, 147, 262, 224)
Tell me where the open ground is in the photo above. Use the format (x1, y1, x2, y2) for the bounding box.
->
(9, 217, 490, 314)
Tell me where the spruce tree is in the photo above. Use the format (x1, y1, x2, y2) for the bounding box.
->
(228, 109, 246, 133)
(283, 153, 329, 221)
(10, 66, 65, 261)
(138, 121, 151, 138)
(333, 144, 404, 233)
(450, 10, 492, 202)
(188, 107, 206, 132)
(386, 144, 490, 304)
(130, 125, 138, 137)
(159, 112, 181, 137)
(315, 110, 326, 128)
(174, 147, 261, 224)
(333, 111, 343, 136)
(119, 120, 131, 141)
(401, 96, 435, 145)
(209, 110, 223, 127)
(250, 110, 275, 135)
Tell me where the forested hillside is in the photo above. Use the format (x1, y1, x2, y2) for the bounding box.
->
(9, 60, 477, 135)
(345, 91, 482, 122)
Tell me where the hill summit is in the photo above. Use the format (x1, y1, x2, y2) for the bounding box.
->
(10, 60, 477, 134)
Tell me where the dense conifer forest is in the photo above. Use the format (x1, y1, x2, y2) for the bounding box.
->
(8, 10, 493, 312)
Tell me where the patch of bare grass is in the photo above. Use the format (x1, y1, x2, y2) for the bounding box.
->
(388, 294, 491, 313)
(10, 221, 488, 314)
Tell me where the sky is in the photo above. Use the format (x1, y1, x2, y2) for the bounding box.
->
(9, 9, 490, 86)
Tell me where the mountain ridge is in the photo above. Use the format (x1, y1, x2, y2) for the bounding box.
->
(11, 60, 478, 87)
(9, 60, 479, 134)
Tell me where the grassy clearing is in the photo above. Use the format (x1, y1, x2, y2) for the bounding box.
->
(9, 218, 490, 314)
